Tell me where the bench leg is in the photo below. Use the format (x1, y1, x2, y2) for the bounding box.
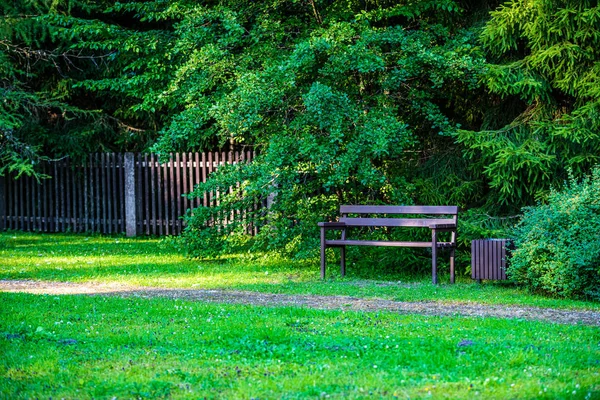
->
(340, 246, 346, 277)
(432, 229, 438, 284)
(450, 248, 455, 284)
(320, 227, 326, 279)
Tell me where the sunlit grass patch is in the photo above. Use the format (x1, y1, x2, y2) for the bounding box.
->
(1, 232, 599, 310)
(1, 293, 599, 399)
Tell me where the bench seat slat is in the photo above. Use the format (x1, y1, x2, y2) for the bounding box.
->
(339, 217, 455, 228)
(325, 240, 455, 248)
(340, 205, 458, 215)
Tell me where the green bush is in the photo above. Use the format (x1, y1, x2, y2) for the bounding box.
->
(509, 167, 600, 300)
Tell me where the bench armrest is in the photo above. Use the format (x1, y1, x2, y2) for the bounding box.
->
(318, 222, 347, 229)
(429, 223, 456, 230)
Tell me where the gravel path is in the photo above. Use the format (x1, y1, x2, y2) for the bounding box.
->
(1, 280, 599, 326)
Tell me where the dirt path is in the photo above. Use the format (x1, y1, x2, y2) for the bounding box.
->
(1, 280, 599, 326)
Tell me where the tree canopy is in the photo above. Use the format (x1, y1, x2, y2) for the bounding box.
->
(2, 0, 599, 265)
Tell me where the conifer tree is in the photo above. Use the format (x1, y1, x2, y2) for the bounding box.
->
(456, 0, 600, 208)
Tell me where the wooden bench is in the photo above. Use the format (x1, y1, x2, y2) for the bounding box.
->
(318, 205, 458, 284)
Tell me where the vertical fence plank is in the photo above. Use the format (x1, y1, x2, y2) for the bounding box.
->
(27, 175, 33, 231)
(99, 153, 105, 233)
(34, 174, 39, 231)
(106, 153, 112, 234)
(163, 156, 170, 235)
(41, 163, 47, 232)
(150, 154, 157, 235)
(59, 160, 65, 232)
(35, 173, 41, 231)
(111, 153, 117, 233)
(181, 152, 187, 216)
(72, 160, 77, 232)
(182, 152, 188, 225)
(24, 175, 30, 231)
(143, 153, 149, 235)
(119, 153, 125, 234)
(156, 155, 163, 236)
(174, 153, 181, 234)
(135, 153, 142, 235)
(188, 152, 194, 213)
(94, 154, 99, 233)
(169, 153, 176, 234)
(194, 152, 200, 209)
(202, 153, 208, 207)
(83, 156, 89, 232)
(212, 151, 221, 230)
(67, 158, 73, 232)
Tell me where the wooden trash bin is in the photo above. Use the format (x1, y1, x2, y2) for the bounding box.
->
(471, 239, 513, 281)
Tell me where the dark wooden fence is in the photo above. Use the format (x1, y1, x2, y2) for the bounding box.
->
(0, 151, 254, 236)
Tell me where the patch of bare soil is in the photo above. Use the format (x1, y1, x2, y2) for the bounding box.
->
(1, 280, 599, 326)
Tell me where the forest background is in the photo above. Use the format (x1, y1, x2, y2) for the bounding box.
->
(2, 0, 600, 273)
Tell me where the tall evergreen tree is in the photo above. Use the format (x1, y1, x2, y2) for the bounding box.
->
(456, 0, 600, 208)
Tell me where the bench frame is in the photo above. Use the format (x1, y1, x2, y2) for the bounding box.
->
(318, 205, 458, 284)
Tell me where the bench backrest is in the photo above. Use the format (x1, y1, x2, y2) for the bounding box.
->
(339, 205, 458, 228)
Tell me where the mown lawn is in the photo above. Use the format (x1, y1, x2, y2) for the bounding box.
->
(0, 232, 598, 310)
(1, 232, 599, 399)
(1, 293, 599, 399)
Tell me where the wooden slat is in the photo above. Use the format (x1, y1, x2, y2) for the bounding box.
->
(194, 152, 200, 208)
(111, 153, 118, 233)
(93, 154, 98, 232)
(150, 154, 157, 235)
(36, 173, 41, 231)
(339, 217, 455, 228)
(122, 152, 127, 233)
(163, 155, 170, 235)
(134, 153, 141, 235)
(66, 158, 73, 232)
(59, 160, 66, 232)
(144, 153, 150, 235)
(106, 153, 112, 234)
(325, 240, 455, 248)
(27, 175, 33, 231)
(189, 152, 195, 210)
(169, 153, 176, 234)
(24, 175, 30, 231)
(340, 205, 458, 215)
(202, 152, 208, 207)
(100, 153, 106, 233)
(157, 155, 164, 236)
(41, 163, 47, 232)
(182, 152, 188, 221)
(175, 152, 182, 234)
(84, 156, 89, 232)
(26, 175, 32, 231)
(214, 151, 220, 230)
(71, 163, 77, 232)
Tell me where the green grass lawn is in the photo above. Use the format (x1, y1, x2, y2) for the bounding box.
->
(0, 232, 598, 310)
(2, 293, 599, 399)
(1, 232, 599, 399)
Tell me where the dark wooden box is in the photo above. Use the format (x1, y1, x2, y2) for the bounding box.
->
(471, 239, 513, 281)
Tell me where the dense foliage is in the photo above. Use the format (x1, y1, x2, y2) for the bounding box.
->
(174, 0, 492, 260)
(1, 0, 159, 177)
(456, 0, 600, 207)
(509, 167, 600, 300)
(2, 0, 600, 275)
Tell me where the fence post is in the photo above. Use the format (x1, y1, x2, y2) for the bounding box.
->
(124, 153, 136, 237)
(0, 176, 5, 231)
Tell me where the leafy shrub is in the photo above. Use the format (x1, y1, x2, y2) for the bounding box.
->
(509, 167, 600, 300)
